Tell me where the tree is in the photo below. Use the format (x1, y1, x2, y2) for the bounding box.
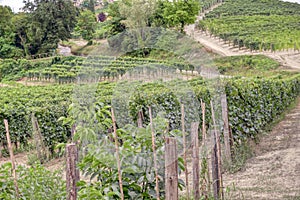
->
(0, 6, 23, 58)
(118, 0, 157, 29)
(12, 13, 31, 57)
(23, 0, 78, 54)
(160, 0, 200, 33)
(75, 10, 97, 44)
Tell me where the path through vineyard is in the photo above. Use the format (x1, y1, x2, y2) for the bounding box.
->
(185, 4, 300, 71)
(224, 100, 300, 199)
(186, 3, 300, 199)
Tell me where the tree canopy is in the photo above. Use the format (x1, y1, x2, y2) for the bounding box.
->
(108, 0, 200, 32)
(75, 10, 97, 44)
(0, 6, 23, 58)
(23, 0, 78, 54)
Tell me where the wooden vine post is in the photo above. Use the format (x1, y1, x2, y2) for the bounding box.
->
(31, 114, 49, 163)
(137, 110, 143, 128)
(4, 119, 19, 198)
(221, 94, 232, 164)
(200, 100, 210, 197)
(181, 104, 189, 200)
(111, 108, 124, 200)
(149, 106, 160, 200)
(165, 137, 178, 200)
(191, 122, 200, 200)
(66, 143, 79, 200)
(210, 101, 224, 200)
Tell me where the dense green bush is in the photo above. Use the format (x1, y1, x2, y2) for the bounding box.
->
(0, 163, 66, 199)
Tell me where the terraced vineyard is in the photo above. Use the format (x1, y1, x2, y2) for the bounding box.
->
(198, 0, 300, 51)
(0, 56, 194, 84)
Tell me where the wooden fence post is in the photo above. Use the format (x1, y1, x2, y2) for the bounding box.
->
(181, 104, 189, 200)
(111, 108, 124, 200)
(210, 101, 224, 200)
(137, 110, 143, 128)
(221, 94, 231, 164)
(149, 106, 160, 200)
(165, 137, 178, 200)
(66, 143, 79, 200)
(200, 100, 210, 197)
(4, 119, 19, 198)
(191, 122, 200, 200)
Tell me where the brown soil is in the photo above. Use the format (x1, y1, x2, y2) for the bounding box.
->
(224, 100, 300, 199)
(16, 77, 54, 86)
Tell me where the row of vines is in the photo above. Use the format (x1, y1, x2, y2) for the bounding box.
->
(1, 75, 300, 154)
(198, 0, 300, 51)
(0, 56, 194, 84)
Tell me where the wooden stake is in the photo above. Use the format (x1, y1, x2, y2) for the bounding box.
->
(165, 137, 178, 200)
(111, 108, 124, 200)
(191, 122, 200, 200)
(221, 94, 231, 164)
(137, 110, 143, 128)
(149, 106, 160, 200)
(32, 114, 50, 163)
(31, 114, 43, 163)
(210, 101, 224, 199)
(200, 100, 210, 197)
(201, 100, 207, 145)
(4, 119, 19, 198)
(66, 143, 79, 200)
(181, 104, 189, 199)
(211, 135, 219, 200)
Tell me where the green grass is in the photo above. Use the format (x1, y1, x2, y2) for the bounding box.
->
(213, 55, 300, 77)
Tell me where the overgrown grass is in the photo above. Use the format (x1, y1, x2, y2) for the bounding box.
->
(215, 55, 278, 75)
(223, 141, 253, 173)
(224, 96, 300, 174)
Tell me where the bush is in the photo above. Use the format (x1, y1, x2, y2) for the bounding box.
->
(0, 163, 66, 200)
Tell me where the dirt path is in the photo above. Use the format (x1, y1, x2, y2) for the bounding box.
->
(224, 100, 300, 199)
(185, 3, 300, 71)
(186, 3, 300, 199)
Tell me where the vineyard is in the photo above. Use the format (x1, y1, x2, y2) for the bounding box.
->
(1, 70, 300, 157)
(198, 0, 300, 51)
(1, 64, 300, 198)
(0, 56, 194, 84)
(1, 0, 300, 199)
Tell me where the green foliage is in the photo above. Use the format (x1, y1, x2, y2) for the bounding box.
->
(0, 6, 23, 59)
(225, 141, 253, 173)
(119, 0, 157, 29)
(226, 75, 300, 141)
(160, 0, 200, 32)
(214, 55, 280, 75)
(78, 114, 179, 199)
(199, 0, 300, 51)
(105, 0, 200, 36)
(23, 0, 78, 54)
(1, 55, 190, 83)
(205, 0, 300, 18)
(200, 0, 220, 11)
(1, 74, 300, 153)
(0, 84, 73, 152)
(0, 163, 66, 199)
(129, 82, 181, 130)
(75, 10, 97, 43)
(0, 58, 51, 81)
